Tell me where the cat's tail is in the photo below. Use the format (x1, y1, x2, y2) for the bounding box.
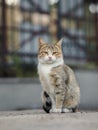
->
(42, 91, 52, 113)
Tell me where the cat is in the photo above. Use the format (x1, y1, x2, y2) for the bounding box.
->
(38, 38, 80, 113)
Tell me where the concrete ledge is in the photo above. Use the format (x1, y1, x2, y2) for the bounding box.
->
(0, 78, 39, 84)
(0, 110, 98, 130)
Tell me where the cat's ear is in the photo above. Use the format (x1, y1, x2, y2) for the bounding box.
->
(56, 38, 63, 47)
(38, 38, 46, 50)
(38, 38, 46, 46)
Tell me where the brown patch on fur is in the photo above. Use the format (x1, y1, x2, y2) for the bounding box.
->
(38, 38, 80, 112)
(38, 39, 63, 59)
(49, 65, 80, 109)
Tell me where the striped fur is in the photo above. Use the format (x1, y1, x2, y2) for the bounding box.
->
(38, 38, 80, 113)
(38, 43, 62, 58)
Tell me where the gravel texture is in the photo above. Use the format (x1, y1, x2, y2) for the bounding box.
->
(0, 110, 98, 130)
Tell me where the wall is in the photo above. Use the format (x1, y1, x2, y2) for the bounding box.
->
(0, 71, 98, 111)
(76, 71, 98, 110)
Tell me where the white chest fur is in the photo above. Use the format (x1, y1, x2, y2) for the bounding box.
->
(38, 60, 64, 79)
(38, 59, 64, 93)
(38, 63, 52, 82)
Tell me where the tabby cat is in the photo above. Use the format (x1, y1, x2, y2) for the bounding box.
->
(38, 38, 80, 113)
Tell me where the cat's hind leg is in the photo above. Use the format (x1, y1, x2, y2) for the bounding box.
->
(42, 91, 52, 113)
(72, 106, 78, 112)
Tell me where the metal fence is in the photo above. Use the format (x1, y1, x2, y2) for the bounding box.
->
(0, 0, 98, 77)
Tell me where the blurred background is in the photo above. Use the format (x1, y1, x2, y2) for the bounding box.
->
(0, 0, 98, 111)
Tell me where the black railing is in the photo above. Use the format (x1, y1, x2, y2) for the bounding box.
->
(0, 0, 98, 77)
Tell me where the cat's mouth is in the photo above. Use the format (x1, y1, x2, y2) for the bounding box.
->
(39, 57, 58, 64)
(44, 58, 56, 64)
(46, 60, 54, 64)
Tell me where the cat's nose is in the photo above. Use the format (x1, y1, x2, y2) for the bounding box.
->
(48, 56, 52, 60)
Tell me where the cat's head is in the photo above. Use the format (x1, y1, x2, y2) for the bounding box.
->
(38, 38, 63, 64)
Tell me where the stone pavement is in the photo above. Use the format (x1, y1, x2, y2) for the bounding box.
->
(0, 110, 98, 130)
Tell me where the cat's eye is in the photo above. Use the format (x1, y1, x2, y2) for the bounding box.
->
(43, 52, 48, 54)
(53, 52, 58, 55)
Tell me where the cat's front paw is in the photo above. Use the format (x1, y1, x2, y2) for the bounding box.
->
(62, 108, 72, 113)
(50, 108, 62, 113)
